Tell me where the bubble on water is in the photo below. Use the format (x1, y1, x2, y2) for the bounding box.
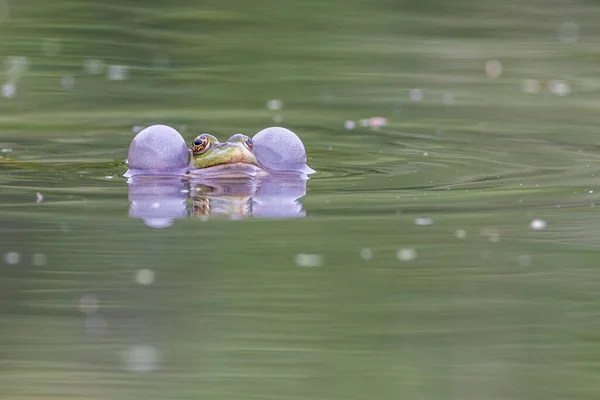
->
(123, 345, 161, 373)
(589, 190, 594, 194)
(41, 39, 61, 57)
(152, 53, 170, 69)
(414, 217, 433, 226)
(360, 248, 373, 260)
(550, 80, 570, 96)
(2, 82, 16, 98)
(85, 315, 108, 336)
(266, 99, 283, 111)
(295, 253, 323, 267)
(517, 254, 532, 267)
(442, 92, 454, 105)
(36, 192, 43, 203)
(455, 229, 467, 239)
(423, 152, 429, 156)
(4, 251, 20, 264)
(61, 75, 75, 90)
(135, 269, 155, 285)
(78, 294, 99, 314)
(485, 60, 502, 78)
(273, 114, 283, 123)
(359, 118, 369, 127)
(409, 88, 423, 101)
(107, 65, 129, 81)
(132, 125, 144, 134)
(31, 253, 47, 266)
(522, 79, 541, 93)
(369, 117, 388, 129)
(344, 120, 356, 130)
(558, 22, 579, 44)
(105, 176, 114, 179)
(396, 248, 417, 261)
(530, 219, 547, 230)
(84, 58, 104, 75)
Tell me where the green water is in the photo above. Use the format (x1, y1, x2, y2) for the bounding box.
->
(3, 1, 600, 399)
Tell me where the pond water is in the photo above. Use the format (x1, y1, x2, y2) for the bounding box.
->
(2, 1, 600, 399)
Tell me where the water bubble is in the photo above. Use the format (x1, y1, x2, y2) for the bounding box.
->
(558, 22, 579, 44)
(359, 119, 369, 127)
(485, 60, 502, 78)
(123, 345, 161, 373)
(396, 248, 417, 261)
(41, 39, 61, 57)
(152, 53, 170, 69)
(135, 269, 155, 285)
(61, 75, 75, 90)
(423, 152, 429, 156)
(369, 117, 388, 129)
(360, 248, 373, 260)
(84, 58, 104, 75)
(414, 217, 433, 226)
(517, 254, 532, 267)
(295, 253, 323, 267)
(2, 82, 16, 98)
(455, 229, 467, 239)
(78, 294, 99, 314)
(107, 65, 129, 81)
(589, 190, 594, 194)
(36, 192, 43, 203)
(409, 88, 423, 101)
(530, 219, 547, 230)
(31, 253, 47, 266)
(550, 80, 570, 96)
(273, 114, 283, 123)
(266, 99, 283, 111)
(344, 120, 356, 130)
(105, 176, 114, 179)
(442, 92, 454, 105)
(4, 251, 20, 264)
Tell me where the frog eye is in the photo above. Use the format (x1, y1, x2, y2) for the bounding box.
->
(243, 136, 253, 151)
(192, 134, 214, 155)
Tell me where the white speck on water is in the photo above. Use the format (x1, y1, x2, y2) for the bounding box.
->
(558, 21, 579, 44)
(105, 176, 114, 179)
(423, 152, 429, 156)
(107, 65, 129, 81)
(369, 117, 388, 129)
(295, 253, 323, 267)
(124, 345, 161, 373)
(132, 125, 144, 133)
(328, 146, 332, 151)
(84, 58, 104, 75)
(517, 254, 532, 267)
(589, 190, 594, 194)
(2, 82, 15, 98)
(485, 59, 502, 78)
(396, 248, 417, 261)
(455, 229, 467, 239)
(4, 251, 20, 264)
(273, 114, 283, 123)
(442, 92, 454, 105)
(522, 79, 541, 93)
(85, 315, 108, 336)
(266, 99, 283, 111)
(41, 38, 61, 56)
(360, 248, 373, 260)
(409, 88, 423, 101)
(414, 217, 433, 226)
(530, 219, 547, 230)
(151, 202, 160, 209)
(31, 253, 47, 266)
(152, 53, 170, 69)
(78, 294, 99, 314)
(61, 75, 75, 90)
(344, 120, 356, 130)
(550, 80, 570, 96)
(1, 148, 12, 153)
(36, 192, 43, 203)
(135, 269, 155, 285)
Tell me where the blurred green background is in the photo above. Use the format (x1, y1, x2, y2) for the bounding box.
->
(3, 0, 600, 399)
